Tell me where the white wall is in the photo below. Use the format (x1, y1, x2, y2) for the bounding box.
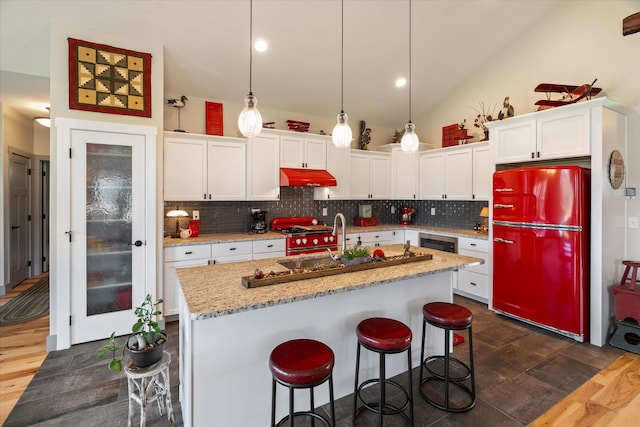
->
(416, 0, 640, 261)
(416, 1, 640, 146)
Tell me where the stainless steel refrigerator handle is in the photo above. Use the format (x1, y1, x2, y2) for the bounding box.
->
(494, 204, 514, 209)
(494, 237, 514, 244)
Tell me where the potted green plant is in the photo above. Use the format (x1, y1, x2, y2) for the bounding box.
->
(96, 294, 166, 371)
(341, 245, 372, 266)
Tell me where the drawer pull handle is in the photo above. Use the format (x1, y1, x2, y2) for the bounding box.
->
(185, 251, 193, 254)
(470, 282, 477, 286)
(229, 247, 236, 251)
(267, 244, 273, 248)
(494, 237, 514, 245)
(470, 243, 476, 246)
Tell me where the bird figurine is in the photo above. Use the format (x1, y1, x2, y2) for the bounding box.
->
(167, 95, 188, 108)
(498, 96, 514, 120)
(167, 96, 188, 132)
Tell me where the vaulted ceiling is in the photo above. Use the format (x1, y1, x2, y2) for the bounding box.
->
(1, 0, 558, 128)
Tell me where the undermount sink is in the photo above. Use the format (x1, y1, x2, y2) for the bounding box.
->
(277, 256, 340, 271)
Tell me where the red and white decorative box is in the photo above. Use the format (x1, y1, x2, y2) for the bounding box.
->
(613, 285, 640, 324)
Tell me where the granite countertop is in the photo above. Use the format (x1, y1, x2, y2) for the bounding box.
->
(164, 225, 487, 247)
(176, 244, 483, 321)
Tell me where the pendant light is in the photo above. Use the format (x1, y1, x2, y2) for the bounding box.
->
(238, 0, 263, 137)
(331, 0, 352, 148)
(400, 0, 419, 153)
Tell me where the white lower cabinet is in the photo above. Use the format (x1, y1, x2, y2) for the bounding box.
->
(164, 245, 212, 316)
(358, 230, 394, 247)
(456, 237, 489, 303)
(392, 229, 405, 244)
(211, 241, 253, 264)
(252, 239, 286, 260)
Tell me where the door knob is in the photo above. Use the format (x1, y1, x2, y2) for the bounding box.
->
(130, 240, 143, 247)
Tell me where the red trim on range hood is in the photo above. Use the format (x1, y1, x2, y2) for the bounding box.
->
(280, 168, 337, 187)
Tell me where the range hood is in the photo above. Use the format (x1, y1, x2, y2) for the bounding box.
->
(280, 168, 337, 187)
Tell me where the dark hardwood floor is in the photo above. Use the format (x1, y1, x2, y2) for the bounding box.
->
(2, 287, 631, 426)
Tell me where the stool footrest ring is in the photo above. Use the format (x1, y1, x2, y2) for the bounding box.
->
(356, 378, 411, 417)
(422, 355, 471, 382)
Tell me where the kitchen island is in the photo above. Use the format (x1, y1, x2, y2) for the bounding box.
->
(177, 244, 482, 427)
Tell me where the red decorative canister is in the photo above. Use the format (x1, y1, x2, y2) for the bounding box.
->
(188, 219, 201, 237)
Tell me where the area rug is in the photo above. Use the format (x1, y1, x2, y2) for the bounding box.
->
(0, 277, 49, 326)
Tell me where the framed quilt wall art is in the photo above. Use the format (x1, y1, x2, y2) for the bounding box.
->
(68, 38, 152, 117)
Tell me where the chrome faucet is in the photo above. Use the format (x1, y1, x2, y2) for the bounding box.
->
(332, 212, 347, 255)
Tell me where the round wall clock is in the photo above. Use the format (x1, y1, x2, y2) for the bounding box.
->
(608, 150, 625, 189)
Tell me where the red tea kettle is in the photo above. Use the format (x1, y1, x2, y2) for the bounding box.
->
(188, 219, 201, 237)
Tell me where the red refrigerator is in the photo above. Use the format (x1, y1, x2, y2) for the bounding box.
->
(492, 166, 589, 342)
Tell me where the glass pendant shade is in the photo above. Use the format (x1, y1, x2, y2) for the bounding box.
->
(401, 122, 419, 153)
(238, 93, 263, 137)
(332, 111, 352, 148)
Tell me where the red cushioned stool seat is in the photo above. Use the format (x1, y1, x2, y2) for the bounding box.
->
(269, 339, 335, 427)
(420, 302, 476, 412)
(353, 317, 414, 426)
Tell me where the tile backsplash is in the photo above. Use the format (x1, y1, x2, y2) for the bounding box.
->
(164, 187, 488, 235)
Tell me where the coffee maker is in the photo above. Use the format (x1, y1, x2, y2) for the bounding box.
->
(250, 209, 267, 234)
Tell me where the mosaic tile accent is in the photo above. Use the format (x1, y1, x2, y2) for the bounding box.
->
(165, 188, 488, 234)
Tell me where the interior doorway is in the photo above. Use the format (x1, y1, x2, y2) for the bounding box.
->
(8, 151, 31, 288)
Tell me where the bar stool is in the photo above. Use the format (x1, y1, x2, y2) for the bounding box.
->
(420, 302, 476, 412)
(353, 317, 414, 426)
(620, 260, 640, 290)
(269, 339, 335, 427)
(123, 351, 174, 426)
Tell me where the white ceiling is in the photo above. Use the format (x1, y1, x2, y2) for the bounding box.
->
(1, 0, 558, 129)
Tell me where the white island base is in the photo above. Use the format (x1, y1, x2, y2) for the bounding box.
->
(179, 271, 454, 427)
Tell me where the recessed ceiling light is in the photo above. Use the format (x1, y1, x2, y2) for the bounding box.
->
(254, 39, 268, 52)
(395, 78, 406, 88)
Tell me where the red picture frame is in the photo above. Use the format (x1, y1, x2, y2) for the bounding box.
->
(205, 101, 224, 136)
(68, 38, 152, 117)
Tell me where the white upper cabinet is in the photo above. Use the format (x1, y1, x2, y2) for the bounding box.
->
(314, 142, 351, 200)
(391, 146, 419, 200)
(280, 133, 327, 169)
(491, 101, 591, 164)
(164, 133, 245, 201)
(472, 143, 492, 200)
(247, 132, 280, 201)
(444, 148, 473, 200)
(419, 143, 489, 201)
(164, 135, 208, 201)
(350, 150, 391, 200)
(419, 151, 445, 200)
(207, 139, 246, 200)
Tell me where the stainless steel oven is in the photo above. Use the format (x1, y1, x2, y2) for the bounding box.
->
(419, 233, 457, 253)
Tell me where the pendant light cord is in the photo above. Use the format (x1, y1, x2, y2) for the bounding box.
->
(408, 0, 412, 123)
(249, 0, 253, 94)
(340, 0, 345, 113)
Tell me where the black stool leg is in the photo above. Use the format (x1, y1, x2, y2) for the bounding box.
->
(271, 379, 277, 427)
(444, 326, 451, 410)
(310, 388, 315, 427)
(353, 341, 361, 424)
(419, 318, 426, 394)
(407, 346, 414, 426)
(468, 326, 476, 402)
(378, 351, 385, 427)
(329, 374, 336, 427)
(288, 385, 294, 427)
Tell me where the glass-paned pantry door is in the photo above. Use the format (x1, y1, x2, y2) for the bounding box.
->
(70, 129, 146, 344)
